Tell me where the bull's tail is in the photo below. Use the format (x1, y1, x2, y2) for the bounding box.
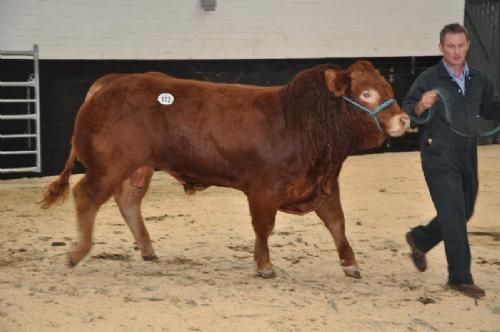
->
(40, 145, 77, 209)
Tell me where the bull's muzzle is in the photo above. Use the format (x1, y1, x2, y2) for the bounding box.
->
(387, 113, 411, 137)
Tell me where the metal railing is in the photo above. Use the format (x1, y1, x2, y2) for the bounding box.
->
(0, 44, 42, 173)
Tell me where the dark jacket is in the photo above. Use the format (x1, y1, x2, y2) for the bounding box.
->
(403, 60, 500, 144)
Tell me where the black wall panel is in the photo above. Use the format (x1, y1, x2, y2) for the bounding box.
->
(0, 56, 439, 179)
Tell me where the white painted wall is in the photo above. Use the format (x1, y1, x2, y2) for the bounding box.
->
(0, 0, 465, 60)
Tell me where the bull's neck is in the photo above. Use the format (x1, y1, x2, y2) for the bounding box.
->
(353, 132, 386, 152)
(328, 122, 384, 159)
(343, 103, 386, 152)
(305, 101, 387, 196)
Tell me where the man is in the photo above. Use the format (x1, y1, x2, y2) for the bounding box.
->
(403, 23, 500, 299)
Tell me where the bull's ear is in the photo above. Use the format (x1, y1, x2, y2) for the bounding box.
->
(324, 68, 348, 97)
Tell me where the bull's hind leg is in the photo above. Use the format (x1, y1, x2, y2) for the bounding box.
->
(69, 171, 123, 267)
(315, 181, 360, 279)
(113, 167, 157, 261)
(248, 194, 278, 278)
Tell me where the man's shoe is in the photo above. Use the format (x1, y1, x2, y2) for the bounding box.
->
(405, 232, 427, 272)
(447, 283, 485, 299)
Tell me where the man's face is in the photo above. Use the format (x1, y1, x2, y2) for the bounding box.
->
(439, 32, 470, 68)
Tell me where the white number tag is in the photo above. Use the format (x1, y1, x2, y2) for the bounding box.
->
(157, 93, 175, 105)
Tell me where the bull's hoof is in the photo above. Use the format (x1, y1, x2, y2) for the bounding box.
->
(142, 253, 159, 261)
(256, 268, 276, 279)
(343, 265, 361, 279)
(67, 254, 80, 268)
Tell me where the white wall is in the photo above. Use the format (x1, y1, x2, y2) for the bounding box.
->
(0, 0, 465, 60)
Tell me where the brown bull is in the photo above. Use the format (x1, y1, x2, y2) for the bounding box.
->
(41, 60, 410, 279)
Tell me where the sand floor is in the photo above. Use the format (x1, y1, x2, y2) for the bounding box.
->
(1, 146, 499, 331)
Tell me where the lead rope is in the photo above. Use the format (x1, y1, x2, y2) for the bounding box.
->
(410, 89, 500, 138)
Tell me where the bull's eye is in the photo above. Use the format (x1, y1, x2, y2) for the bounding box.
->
(359, 89, 380, 104)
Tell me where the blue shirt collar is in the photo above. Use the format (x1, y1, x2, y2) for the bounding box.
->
(442, 59, 469, 79)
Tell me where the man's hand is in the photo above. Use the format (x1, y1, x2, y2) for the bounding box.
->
(415, 90, 439, 116)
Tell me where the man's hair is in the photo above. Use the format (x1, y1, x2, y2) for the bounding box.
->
(440, 23, 470, 44)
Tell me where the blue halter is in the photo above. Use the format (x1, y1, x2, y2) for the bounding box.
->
(342, 96, 397, 135)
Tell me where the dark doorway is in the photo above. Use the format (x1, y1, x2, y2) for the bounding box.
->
(465, 0, 500, 143)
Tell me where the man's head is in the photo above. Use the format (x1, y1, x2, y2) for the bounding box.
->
(439, 23, 470, 69)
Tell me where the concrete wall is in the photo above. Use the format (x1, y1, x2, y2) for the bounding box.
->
(0, 0, 465, 59)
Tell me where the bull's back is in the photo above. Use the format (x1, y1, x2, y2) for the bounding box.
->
(74, 72, 293, 187)
(149, 76, 290, 184)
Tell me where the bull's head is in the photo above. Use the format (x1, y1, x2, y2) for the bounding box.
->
(324, 60, 410, 137)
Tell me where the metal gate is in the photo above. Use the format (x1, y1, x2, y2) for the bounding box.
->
(465, 0, 500, 143)
(0, 44, 42, 173)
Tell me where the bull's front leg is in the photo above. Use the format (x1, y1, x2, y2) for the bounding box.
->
(247, 193, 278, 278)
(315, 181, 360, 279)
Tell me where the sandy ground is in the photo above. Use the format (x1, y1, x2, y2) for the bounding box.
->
(1, 146, 499, 332)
